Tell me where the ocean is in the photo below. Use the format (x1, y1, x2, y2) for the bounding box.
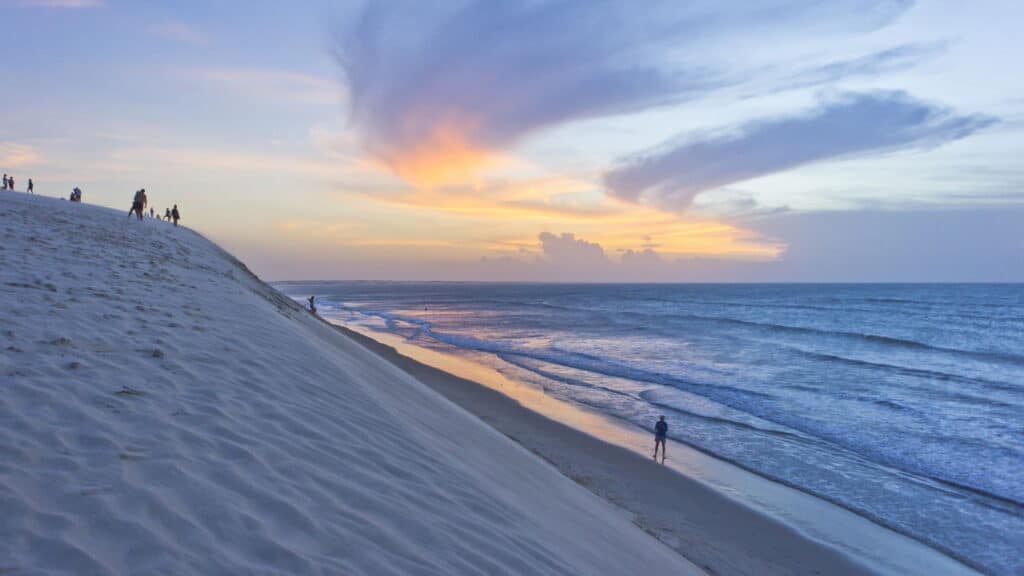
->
(279, 282, 1023, 575)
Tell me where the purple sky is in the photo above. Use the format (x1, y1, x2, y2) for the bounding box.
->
(2, 0, 1021, 281)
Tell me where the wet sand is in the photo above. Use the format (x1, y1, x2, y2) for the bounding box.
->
(333, 322, 980, 576)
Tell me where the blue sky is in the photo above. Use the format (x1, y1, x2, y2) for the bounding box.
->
(2, 0, 1021, 281)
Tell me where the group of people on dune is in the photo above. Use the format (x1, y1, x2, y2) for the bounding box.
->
(127, 188, 181, 227)
(1, 175, 182, 228)
(2, 173, 33, 194)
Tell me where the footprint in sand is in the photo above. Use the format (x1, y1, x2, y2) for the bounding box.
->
(114, 386, 146, 397)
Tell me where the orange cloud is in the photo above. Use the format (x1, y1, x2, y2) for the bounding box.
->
(339, 172, 783, 261)
(0, 143, 43, 168)
(371, 116, 502, 188)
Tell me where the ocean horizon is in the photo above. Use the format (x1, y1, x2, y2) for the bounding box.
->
(280, 281, 1024, 575)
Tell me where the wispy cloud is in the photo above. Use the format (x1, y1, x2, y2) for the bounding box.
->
(335, 0, 911, 186)
(100, 146, 346, 179)
(769, 43, 946, 94)
(19, 0, 101, 7)
(604, 92, 996, 209)
(153, 21, 207, 46)
(0, 143, 43, 168)
(182, 67, 341, 104)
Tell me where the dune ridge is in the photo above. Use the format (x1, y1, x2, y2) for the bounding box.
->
(0, 191, 699, 575)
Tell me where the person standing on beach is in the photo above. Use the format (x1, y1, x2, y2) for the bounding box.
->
(171, 204, 180, 227)
(307, 295, 316, 314)
(27, 178, 33, 194)
(653, 415, 668, 463)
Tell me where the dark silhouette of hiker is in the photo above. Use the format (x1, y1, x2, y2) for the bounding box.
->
(7, 177, 13, 191)
(127, 190, 138, 218)
(308, 296, 316, 314)
(128, 189, 147, 220)
(1, 174, 6, 190)
(653, 415, 668, 463)
(150, 207, 155, 218)
(71, 187, 82, 202)
(27, 178, 33, 194)
(164, 208, 171, 221)
(171, 204, 180, 227)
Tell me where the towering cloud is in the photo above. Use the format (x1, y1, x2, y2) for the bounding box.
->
(604, 92, 995, 209)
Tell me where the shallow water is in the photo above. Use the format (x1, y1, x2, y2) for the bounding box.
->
(279, 282, 1024, 575)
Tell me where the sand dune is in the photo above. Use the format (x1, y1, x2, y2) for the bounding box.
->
(0, 191, 700, 575)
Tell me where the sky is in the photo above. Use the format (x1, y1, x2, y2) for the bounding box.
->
(1, 0, 1021, 281)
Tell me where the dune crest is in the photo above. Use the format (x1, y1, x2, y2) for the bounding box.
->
(0, 191, 698, 575)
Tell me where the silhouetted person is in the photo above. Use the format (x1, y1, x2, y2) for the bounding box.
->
(165, 208, 171, 221)
(128, 189, 147, 220)
(653, 415, 668, 463)
(27, 178, 33, 194)
(150, 207, 155, 218)
(7, 177, 13, 191)
(1, 174, 6, 190)
(308, 296, 316, 314)
(171, 204, 180, 227)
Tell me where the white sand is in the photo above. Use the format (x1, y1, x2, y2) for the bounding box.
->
(0, 190, 701, 575)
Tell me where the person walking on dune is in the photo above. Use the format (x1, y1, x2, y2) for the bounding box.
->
(171, 204, 180, 227)
(164, 208, 171, 221)
(307, 295, 317, 314)
(27, 178, 33, 194)
(128, 189, 147, 220)
(653, 415, 668, 463)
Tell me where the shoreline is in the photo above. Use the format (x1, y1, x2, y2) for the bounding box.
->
(326, 319, 981, 576)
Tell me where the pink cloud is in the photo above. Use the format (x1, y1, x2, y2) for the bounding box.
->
(0, 143, 43, 168)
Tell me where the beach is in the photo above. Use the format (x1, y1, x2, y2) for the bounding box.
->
(279, 280, 1022, 576)
(326, 321, 982, 576)
(8, 2, 1021, 574)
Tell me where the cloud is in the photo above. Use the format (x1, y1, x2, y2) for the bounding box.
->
(257, 207, 1024, 282)
(183, 67, 341, 104)
(774, 43, 945, 93)
(0, 143, 43, 168)
(19, 0, 100, 7)
(153, 21, 207, 46)
(100, 146, 346, 180)
(334, 0, 912, 186)
(538, 232, 609, 266)
(604, 92, 996, 209)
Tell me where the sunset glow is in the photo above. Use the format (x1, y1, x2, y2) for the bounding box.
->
(375, 118, 502, 188)
(2, 1, 1019, 281)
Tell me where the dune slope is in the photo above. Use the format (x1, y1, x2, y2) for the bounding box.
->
(0, 191, 700, 575)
